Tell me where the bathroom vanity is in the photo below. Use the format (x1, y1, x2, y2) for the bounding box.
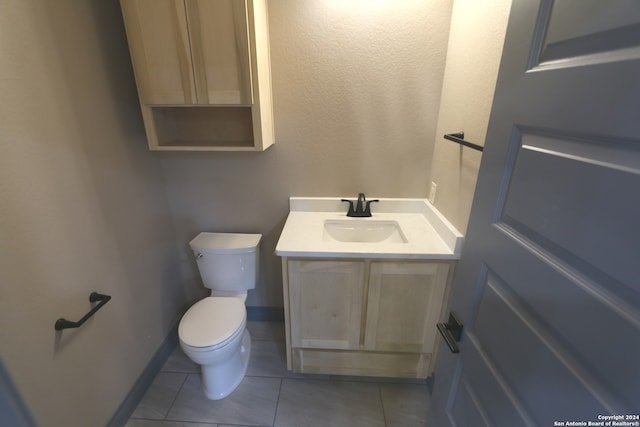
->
(276, 197, 463, 378)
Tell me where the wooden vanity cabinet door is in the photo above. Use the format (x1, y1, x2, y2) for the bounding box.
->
(365, 262, 449, 353)
(185, 0, 253, 105)
(121, 0, 197, 104)
(288, 260, 365, 350)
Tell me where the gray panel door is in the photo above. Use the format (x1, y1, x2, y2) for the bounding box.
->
(428, 1, 640, 425)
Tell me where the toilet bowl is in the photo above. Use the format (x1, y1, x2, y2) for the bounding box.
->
(179, 297, 250, 399)
(177, 232, 261, 400)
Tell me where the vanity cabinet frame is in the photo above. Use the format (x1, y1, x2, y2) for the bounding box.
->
(120, 0, 274, 151)
(281, 257, 455, 378)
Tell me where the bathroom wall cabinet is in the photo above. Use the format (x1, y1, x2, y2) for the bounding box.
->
(120, 0, 274, 151)
(282, 257, 454, 378)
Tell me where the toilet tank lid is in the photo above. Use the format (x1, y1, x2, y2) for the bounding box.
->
(190, 232, 261, 254)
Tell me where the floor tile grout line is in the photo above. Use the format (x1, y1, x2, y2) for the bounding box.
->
(163, 372, 191, 422)
(378, 383, 388, 427)
(270, 378, 284, 427)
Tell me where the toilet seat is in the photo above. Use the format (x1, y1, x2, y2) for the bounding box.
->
(179, 297, 246, 349)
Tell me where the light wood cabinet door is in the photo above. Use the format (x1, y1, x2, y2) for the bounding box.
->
(186, 0, 253, 105)
(121, 0, 197, 104)
(288, 260, 365, 350)
(122, 0, 252, 105)
(365, 262, 449, 353)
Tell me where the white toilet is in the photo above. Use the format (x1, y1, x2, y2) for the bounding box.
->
(178, 232, 261, 400)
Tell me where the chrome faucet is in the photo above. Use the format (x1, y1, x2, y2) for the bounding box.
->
(341, 193, 379, 217)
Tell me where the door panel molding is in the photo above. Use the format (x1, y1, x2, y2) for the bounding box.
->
(447, 364, 492, 427)
(494, 128, 640, 289)
(458, 333, 536, 426)
(529, 0, 640, 71)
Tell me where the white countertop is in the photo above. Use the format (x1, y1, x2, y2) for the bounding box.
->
(275, 197, 463, 259)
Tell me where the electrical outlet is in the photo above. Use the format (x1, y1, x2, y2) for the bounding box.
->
(429, 181, 437, 204)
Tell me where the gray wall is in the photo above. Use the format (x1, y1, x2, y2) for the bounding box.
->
(0, 1, 184, 425)
(161, 0, 455, 308)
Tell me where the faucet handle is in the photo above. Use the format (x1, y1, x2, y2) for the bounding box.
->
(341, 199, 355, 216)
(364, 199, 379, 216)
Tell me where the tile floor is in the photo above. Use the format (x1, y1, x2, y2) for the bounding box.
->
(126, 321, 431, 427)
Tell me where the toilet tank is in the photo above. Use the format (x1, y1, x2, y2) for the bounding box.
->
(189, 232, 261, 293)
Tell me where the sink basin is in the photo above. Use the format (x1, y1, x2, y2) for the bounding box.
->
(323, 219, 407, 243)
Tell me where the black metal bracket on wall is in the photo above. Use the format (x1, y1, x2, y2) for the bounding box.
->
(444, 132, 484, 152)
(54, 292, 111, 331)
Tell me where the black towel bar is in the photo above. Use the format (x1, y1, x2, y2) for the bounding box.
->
(55, 292, 111, 331)
(444, 132, 484, 152)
